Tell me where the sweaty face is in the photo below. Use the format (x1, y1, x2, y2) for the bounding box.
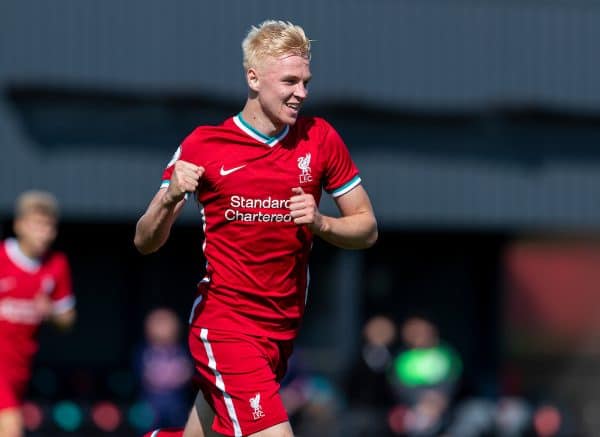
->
(254, 54, 311, 131)
(14, 212, 57, 258)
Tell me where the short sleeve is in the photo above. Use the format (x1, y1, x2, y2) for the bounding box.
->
(49, 254, 75, 315)
(160, 128, 200, 189)
(321, 120, 362, 197)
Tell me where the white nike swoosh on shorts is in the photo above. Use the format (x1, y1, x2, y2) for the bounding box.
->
(219, 164, 247, 176)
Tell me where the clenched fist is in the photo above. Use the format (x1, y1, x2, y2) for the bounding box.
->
(164, 160, 205, 205)
(289, 187, 323, 231)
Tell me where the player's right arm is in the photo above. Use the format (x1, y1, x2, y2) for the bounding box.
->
(51, 307, 76, 331)
(134, 160, 204, 254)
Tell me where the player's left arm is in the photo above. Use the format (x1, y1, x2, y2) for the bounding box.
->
(290, 185, 377, 249)
(45, 255, 77, 331)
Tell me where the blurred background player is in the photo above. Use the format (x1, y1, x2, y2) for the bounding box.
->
(135, 19, 377, 437)
(0, 191, 76, 437)
(134, 308, 194, 430)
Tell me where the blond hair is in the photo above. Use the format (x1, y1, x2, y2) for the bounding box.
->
(242, 20, 311, 71)
(14, 190, 59, 219)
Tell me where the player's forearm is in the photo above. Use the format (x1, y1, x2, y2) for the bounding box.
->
(134, 211, 179, 254)
(51, 309, 76, 331)
(134, 192, 184, 254)
(311, 211, 378, 249)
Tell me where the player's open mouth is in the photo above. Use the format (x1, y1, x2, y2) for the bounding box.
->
(286, 103, 301, 111)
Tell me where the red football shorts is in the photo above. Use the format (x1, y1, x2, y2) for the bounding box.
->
(188, 326, 294, 436)
(0, 374, 26, 411)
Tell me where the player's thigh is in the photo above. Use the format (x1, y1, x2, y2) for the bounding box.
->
(0, 407, 24, 437)
(183, 393, 206, 437)
(247, 421, 293, 437)
(0, 376, 24, 437)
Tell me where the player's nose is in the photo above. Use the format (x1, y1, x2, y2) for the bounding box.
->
(294, 82, 308, 99)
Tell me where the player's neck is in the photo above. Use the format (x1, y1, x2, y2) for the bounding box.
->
(16, 239, 44, 260)
(6, 238, 43, 264)
(240, 103, 285, 138)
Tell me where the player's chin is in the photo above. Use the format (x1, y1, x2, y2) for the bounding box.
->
(282, 106, 301, 123)
(31, 243, 50, 258)
(282, 112, 300, 126)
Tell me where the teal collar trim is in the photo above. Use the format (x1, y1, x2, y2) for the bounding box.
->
(234, 113, 289, 147)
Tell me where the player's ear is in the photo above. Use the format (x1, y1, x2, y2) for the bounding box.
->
(246, 68, 260, 92)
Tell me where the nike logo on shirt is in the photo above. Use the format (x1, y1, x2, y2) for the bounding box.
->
(220, 164, 247, 176)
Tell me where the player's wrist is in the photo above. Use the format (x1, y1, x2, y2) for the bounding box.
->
(161, 189, 183, 208)
(313, 214, 330, 235)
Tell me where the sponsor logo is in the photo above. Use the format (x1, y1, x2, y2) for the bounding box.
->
(220, 164, 247, 176)
(225, 195, 293, 223)
(298, 153, 312, 184)
(0, 298, 42, 324)
(250, 393, 265, 420)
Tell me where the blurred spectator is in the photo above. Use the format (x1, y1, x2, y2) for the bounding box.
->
(387, 315, 462, 436)
(280, 348, 344, 437)
(348, 315, 398, 405)
(343, 315, 399, 436)
(134, 308, 193, 429)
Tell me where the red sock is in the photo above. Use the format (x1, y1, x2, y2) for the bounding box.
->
(142, 428, 185, 437)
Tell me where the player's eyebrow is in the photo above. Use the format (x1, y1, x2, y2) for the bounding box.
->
(282, 74, 312, 84)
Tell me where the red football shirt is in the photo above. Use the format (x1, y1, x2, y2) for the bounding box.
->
(162, 115, 361, 340)
(0, 239, 75, 383)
